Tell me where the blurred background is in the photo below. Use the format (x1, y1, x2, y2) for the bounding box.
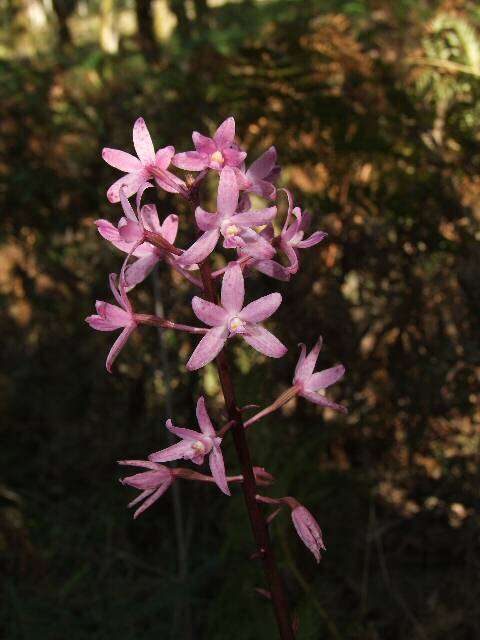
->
(1, 0, 479, 638)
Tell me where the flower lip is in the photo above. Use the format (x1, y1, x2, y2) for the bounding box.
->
(192, 440, 207, 455)
(228, 315, 246, 334)
(211, 150, 224, 165)
(224, 223, 241, 237)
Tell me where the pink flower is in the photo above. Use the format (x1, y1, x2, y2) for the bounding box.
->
(187, 263, 287, 370)
(118, 459, 174, 519)
(293, 336, 347, 413)
(85, 274, 137, 372)
(178, 167, 277, 267)
(102, 117, 185, 203)
(172, 116, 246, 172)
(238, 224, 291, 282)
(235, 146, 280, 199)
(280, 190, 327, 274)
(149, 397, 230, 495)
(96, 184, 179, 290)
(291, 504, 326, 563)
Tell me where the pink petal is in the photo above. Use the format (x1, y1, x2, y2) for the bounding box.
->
(172, 151, 207, 171)
(296, 231, 327, 249)
(306, 365, 345, 391)
(154, 170, 186, 194)
(240, 292, 282, 323)
(222, 148, 247, 167)
(106, 324, 136, 373)
(192, 296, 227, 326)
(196, 396, 216, 436)
(295, 336, 323, 382)
(195, 207, 220, 231)
(213, 116, 235, 148)
(242, 325, 287, 358)
(291, 506, 325, 563)
(186, 325, 228, 371)
(160, 214, 179, 243)
(253, 259, 290, 281)
(209, 446, 230, 496)
(102, 148, 142, 172)
(140, 204, 161, 233)
(148, 440, 195, 463)
(282, 241, 299, 274)
(247, 146, 277, 180)
(118, 459, 163, 471)
(233, 206, 277, 227)
(107, 171, 147, 203)
(217, 167, 239, 218)
(133, 117, 155, 165)
(133, 482, 172, 519)
(241, 229, 275, 260)
(96, 220, 134, 253)
(192, 131, 216, 155)
(155, 145, 175, 169)
(300, 390, 347, 414)
(165, 419, 201, 441)
(221, 263, 244, 313)
(250, 179, 276, 200)
(124, 254, 159, 290)
(294, 344, 307, 382)
(177, 229, 219, 267)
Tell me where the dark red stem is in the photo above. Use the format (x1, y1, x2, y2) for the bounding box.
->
(199, 260, 294, 640)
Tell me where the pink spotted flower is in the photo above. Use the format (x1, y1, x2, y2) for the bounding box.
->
(293, 336, 347, 413)
(118, 460, 175, 519)
(149, 397, 230, 495)
(187, 262, 287, 370)
(173, 116, 246, 172)
(96, 184, 180, 290)
(102, 117, 185, 203)
(178, 167, 276, 267)
(85, 274, 137, 372)
(280, 190, 327, 274)
(290, 502, 326, 563)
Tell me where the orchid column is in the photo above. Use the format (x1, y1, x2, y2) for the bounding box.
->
(87, 116, 347, 639)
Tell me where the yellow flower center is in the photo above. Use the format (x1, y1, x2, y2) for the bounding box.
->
(211, 150, 224, 165)
(229, 316, 244, 332)
(225, 224, 240, 237)
(192, 440, 206, 454)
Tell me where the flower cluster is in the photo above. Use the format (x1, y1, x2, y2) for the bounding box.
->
(88, 117, 347, 577)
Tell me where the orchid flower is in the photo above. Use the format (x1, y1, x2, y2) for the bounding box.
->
(173, 117, 246, 172)
(149, 397, 230, 495)
(290, 503, 326, 563)
(279, 190, 327, 274)
(96, 184, 181, 290)
(178, 167, 277, 267)
(187, 263, 287, 370)
(235, 146, 280, 199)
(85, 274, 137, 372)
(237, 224, 291, 282)
(118, 459, 175, 519)
(293, 336, 347, 413)
(102, 118, 185, 203)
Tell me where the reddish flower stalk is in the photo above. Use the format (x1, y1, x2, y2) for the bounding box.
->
(198, 259, 295, 640)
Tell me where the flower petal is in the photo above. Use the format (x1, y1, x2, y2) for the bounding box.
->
(164, 419, 201, 441)
(213, 116, 235, 148)
(107, 171, 147, 203)
(102, 148, 142, 172)
(300, 390, 347, 414)
(221, 263, 244, 313)
(240, 292, 282, 323)
(155, 145, 175, 169)
(186, 325, 228, 371)
(148, 440, 195, 463)
(233, 206, 277, 227)
(306, 365, 345, 391)
(106, 324, 136, 373)
(296, 231, 327, 249)
(252, 259, 290, 281)
(124, 254, 159, 290)
(133, 117, 155, 165)
(192, 132, 216, 155)
(177, 229, 220, 267)
(172, 151, 207, 171)
(133, 481, 172, 519)
(242, 325, 287, 358)
(140, 204, 161, 233)
(247, 146, 277, 180)
(295, 336, 323, 382)
(195, 207, 220, 231)
(222, 148, 247, 167)
(209, 446, 231, 495)
(160, 214, 179, 244)
(217, 167, 239, 218)
(192, 296, 227, 326)
(196, 396, 216, 436)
